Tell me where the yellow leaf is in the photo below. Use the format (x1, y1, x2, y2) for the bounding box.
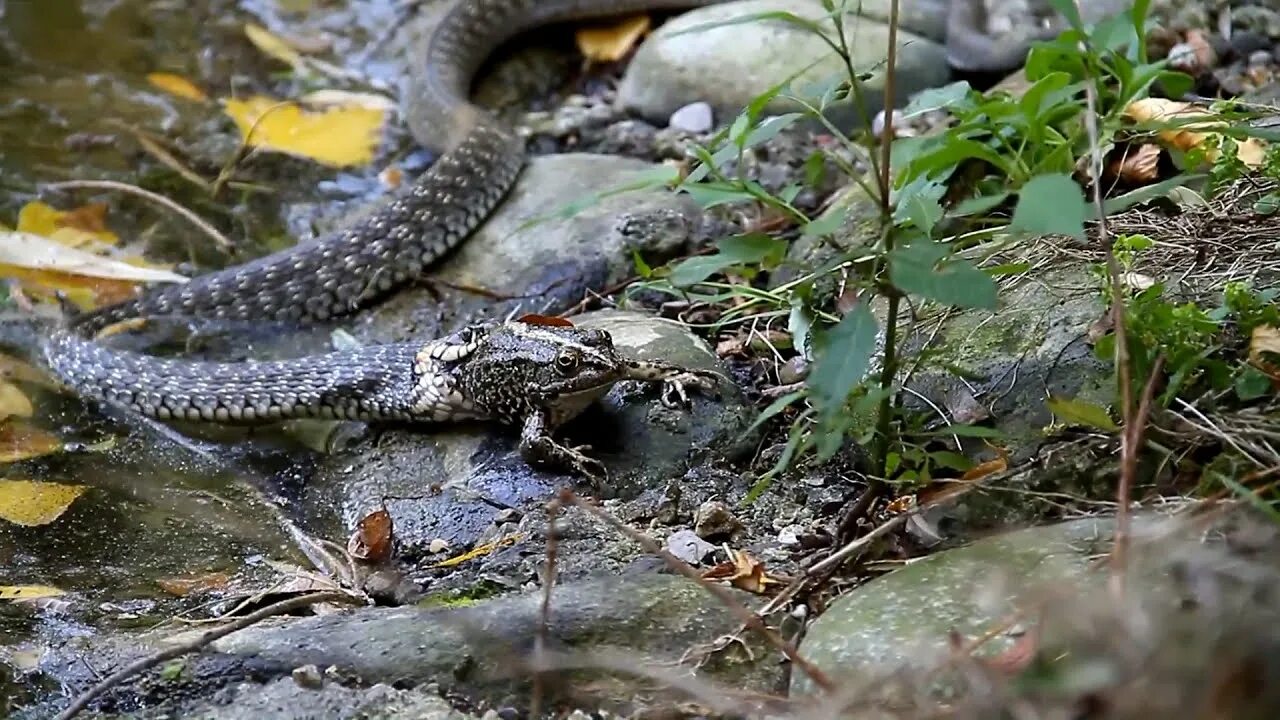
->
(222, 95, 385, 168)
(0, 479, 86, 526)
(0, 383, 33, 422)
(147, 72, 209, 102)
(0, 419, 64, 463)
(1124, 98, 1266, 168)
(0, 232, 188, 284)
(0, 585, 66, 602)
(16, 200, 119, 249)
(431, 533, 523, 568)
(244, 23, 305, 68)
(0, 352, 58, 389)
(576, 14, 651, 63)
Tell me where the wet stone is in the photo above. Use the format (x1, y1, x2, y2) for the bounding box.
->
(617, 0, 950, 126)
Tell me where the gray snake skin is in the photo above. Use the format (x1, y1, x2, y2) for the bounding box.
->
(43, 0, 725, 421)
(42, 0, 1039, 422)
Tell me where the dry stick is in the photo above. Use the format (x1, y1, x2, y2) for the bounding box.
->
(531, 499, 563, 720)
(55, 591, 361, 720)
(1080, 67, 1138, 602)
(559, 489, 835, 693)
(45, 180, 235, 252)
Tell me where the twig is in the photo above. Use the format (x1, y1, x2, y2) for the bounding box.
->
(45, 180, 235, 252)
(808, 512, 908, 576)
(1112, 355, 1164, 593)
(532, 499, 563, 720)
(1078, 40, 1137, 603)
(55, 590, 361, 720)
(558, 489, 835, 693)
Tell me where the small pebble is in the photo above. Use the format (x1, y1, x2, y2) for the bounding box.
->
(292, 664, 324, 689)
(666, 528, 716, 564)
(1249, 49, 1274, 68)
(428, 538, 450, 554)
(778, 356, 810, 385)
(668, 101, 714, 133)
(694, 499, 744, 540)
(871, 109, 905, 139)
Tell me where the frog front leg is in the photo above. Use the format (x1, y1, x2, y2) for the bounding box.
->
(621, 359, 720, 408)
(518, 409, 607, 480)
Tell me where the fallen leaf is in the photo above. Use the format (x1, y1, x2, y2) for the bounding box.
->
(146, 72, 209, 102)
(701, 548, 782, 594)
(244, 23, 305, 68)
(17, 200, 119, 249)
(516, 314, 574, 327)
(1124, 98, 1266, 168)
(1046, 396, 1119, 432)
(299, 89, 397, 112)
(222, 95, 386, 168)
(431, 533, 524, 568)
(0, 231, 188, 284)
(347, 508, 394, 564)
(959, 453, 1008, 482)
(0, 383, 34, 422)
(0, 478, 86, 526)
(576, 14, 651, 63)
(0, 420, 64, 464)
(0, 585, 66, 602)
(1249, 325, 1280, 381)
(156, 572, 231, 597)
(0, 352, 58, 389)
(1111, 143, 1162, 183)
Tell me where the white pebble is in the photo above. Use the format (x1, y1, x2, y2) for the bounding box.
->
(668, 101, 714, 133)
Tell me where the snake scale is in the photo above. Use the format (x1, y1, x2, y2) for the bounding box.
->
(42, 0, 1038, 423)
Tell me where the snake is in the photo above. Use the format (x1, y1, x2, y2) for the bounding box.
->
(42, 0, 1038, 422)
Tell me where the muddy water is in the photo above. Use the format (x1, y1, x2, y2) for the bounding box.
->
(0, 0, 413, 705)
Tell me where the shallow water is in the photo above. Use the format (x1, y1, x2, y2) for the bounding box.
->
(0, 0, 406, 701)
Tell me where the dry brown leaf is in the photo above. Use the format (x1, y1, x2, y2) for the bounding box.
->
(156, 572, 232, 597)
(347, 508, 394, 563)
(960, 453, 1009, 482)
(1112, 143, 1162, 183)
(0, 420, 64, 464)
(576, 14, 651, 63)
(701, 548, 782, 594)
(147, 72, 209, 102)
(0, 478, 86, 526)
(1249, 325, 1280, 380)
(1124, 98, 1266, 167)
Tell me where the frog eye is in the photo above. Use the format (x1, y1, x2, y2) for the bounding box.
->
(554, 349, 580, 374)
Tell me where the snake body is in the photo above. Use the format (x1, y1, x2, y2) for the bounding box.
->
(43, 0, 1037, 422)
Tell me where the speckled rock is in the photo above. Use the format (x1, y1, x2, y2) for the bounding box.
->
(792, 516, 1128, 696)
(617, 0, 950, 126)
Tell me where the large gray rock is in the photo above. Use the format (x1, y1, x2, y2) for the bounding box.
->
(617, 0, 950, 126)
(793, 511, 1280, 716)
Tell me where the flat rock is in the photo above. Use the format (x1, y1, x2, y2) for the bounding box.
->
(617, 0, 950, 125)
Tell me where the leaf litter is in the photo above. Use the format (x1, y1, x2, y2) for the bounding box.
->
(0, 478, 86, 527)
